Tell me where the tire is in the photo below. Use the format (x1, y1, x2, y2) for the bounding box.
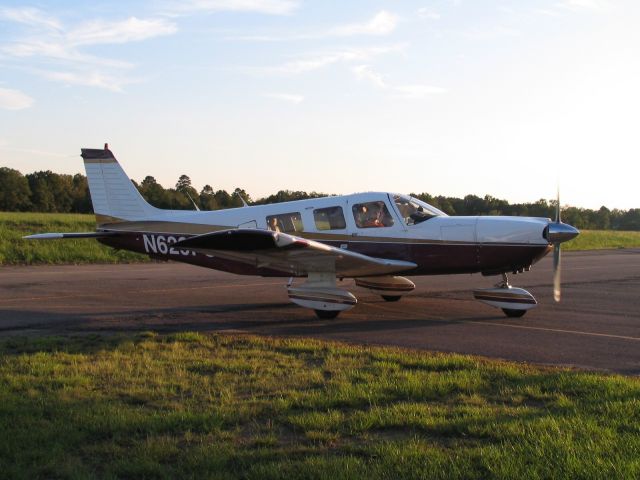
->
(381, 295, 402, 302)
(314, 309, 340, 320)
(502, 308, 527, 318)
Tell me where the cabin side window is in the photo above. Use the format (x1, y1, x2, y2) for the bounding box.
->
(393, 194, 441, 225)
(313, 206, 346, 230)
(266, 212, 304, 233)
(352, 201, 394, 228)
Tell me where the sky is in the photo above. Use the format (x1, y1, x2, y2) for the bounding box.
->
(0, 0, 638, 210)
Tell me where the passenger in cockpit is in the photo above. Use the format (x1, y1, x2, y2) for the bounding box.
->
(356, 205, 369, 227)
(268, 217, 281, 232)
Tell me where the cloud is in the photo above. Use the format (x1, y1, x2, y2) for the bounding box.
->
(352, 64, 386, 88)
(330, 10, 399, 36)
(557, 0, 610, 11)
(265, 44, 407, 75)
(42, 70, 134, 92)
(393, 84, 447, 99)
(0, 7, 61, 30)
(167, 0, 299, 16)
(66, 17, 177, 47)
(461, 26, 520, 40)
(226, 10, 400, 42)
(0, 8, 177, 92)
(0, 87, 35, 110)
(352, 64, 446, 99)
(2, 40, 133, 68)
(417, 8, 441, 20)
(263, 93, 304, 103)
(0, 144, 70, 158)
(534, 1, 611, 18)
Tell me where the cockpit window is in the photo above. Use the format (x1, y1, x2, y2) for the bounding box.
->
(313, 206, 346, 230)
(352, 201, 394, 228)
(266, 212, 303, 233)
(393, 194, 446, 225)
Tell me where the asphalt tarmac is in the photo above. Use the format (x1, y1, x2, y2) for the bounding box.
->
(1, 249, 638, 375)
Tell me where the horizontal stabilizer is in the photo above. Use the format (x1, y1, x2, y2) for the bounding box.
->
(23, 232, 118, 240)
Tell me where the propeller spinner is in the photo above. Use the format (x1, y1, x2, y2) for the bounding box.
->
(545, 189, 579, 302)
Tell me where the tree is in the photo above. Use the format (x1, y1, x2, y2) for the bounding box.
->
(0, 165, 637, 230)
(199, 185, 218, 210)
(0, 167, 32, 211)
(139, 175, 170, 208)
(26, 171, 73, 212)
(618, 209, 640, 230)
(253, 190, 327, 205)
(175, 174, 199, 209)
(214, 190, 232, 209)
(176, 174, 192, 193)
(71, 174, 92, 213)
(596, 206, 611, 230)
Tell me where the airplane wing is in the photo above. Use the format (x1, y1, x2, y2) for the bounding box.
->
(174, 229, 416, 277)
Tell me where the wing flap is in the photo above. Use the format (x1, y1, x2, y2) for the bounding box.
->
(175, 229, 416, 277)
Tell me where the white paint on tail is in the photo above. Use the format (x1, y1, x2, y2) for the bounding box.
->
(82, 147, 159, 221)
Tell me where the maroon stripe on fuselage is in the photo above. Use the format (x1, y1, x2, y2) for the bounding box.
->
(99, 233, 550, 277)
(473, 293, 537, 304)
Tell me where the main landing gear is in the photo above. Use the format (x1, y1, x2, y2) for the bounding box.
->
(473, 273, 537, 318)
(287, 272, 357, 320)
(355, 276, 415, 303)
(287, 275, 415, 319)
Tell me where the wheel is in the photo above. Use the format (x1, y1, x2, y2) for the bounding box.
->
(381, 295, 402, 302)
(502, 308, 527, 318)
(314, 309, 340, 319)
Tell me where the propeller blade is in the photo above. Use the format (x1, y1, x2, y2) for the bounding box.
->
(555, 186, 561, 223)
(553, 244, 561, 302)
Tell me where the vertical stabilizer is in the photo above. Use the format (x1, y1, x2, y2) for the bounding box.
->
(81, 144, 158, 224)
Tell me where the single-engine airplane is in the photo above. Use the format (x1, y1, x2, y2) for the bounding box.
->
(26, 144, 579, 319)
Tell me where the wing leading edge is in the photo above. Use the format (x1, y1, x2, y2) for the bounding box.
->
(175, 229, 417, 277)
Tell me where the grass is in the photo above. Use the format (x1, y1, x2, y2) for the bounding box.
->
(0, 332, 638, 479)
(2, 212, 639, 265)
(0, 212, 147, 265)
(564, 229, 640, 251)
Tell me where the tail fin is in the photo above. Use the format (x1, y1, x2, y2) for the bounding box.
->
(82, 144, 158, 225)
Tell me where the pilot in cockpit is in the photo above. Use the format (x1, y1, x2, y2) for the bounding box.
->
(366, 205, 385, 227)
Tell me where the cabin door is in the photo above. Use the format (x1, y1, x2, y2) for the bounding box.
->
(344, 196, 408, 261)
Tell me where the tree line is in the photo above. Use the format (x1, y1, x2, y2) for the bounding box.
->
(1, 166, 638, 231)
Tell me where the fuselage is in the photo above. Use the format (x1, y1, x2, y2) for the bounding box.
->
(98, 192, 552, 277)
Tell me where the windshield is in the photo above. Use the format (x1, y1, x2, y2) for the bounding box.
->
(392, 194, 447, 226)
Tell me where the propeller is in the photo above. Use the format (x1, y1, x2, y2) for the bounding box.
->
(546, 188, 579, 302)
(553, 188, 561, 301)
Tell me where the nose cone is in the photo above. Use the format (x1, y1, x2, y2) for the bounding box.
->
(546, 222, 580, 244)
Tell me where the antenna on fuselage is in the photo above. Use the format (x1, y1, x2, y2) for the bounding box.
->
(185, 191, 200, 211)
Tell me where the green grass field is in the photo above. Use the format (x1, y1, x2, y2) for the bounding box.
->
(0, 212, 147, 265)
(0, 333, 638, 479)
(563, 229, 640, 251)
(1, 212, 639, 265)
